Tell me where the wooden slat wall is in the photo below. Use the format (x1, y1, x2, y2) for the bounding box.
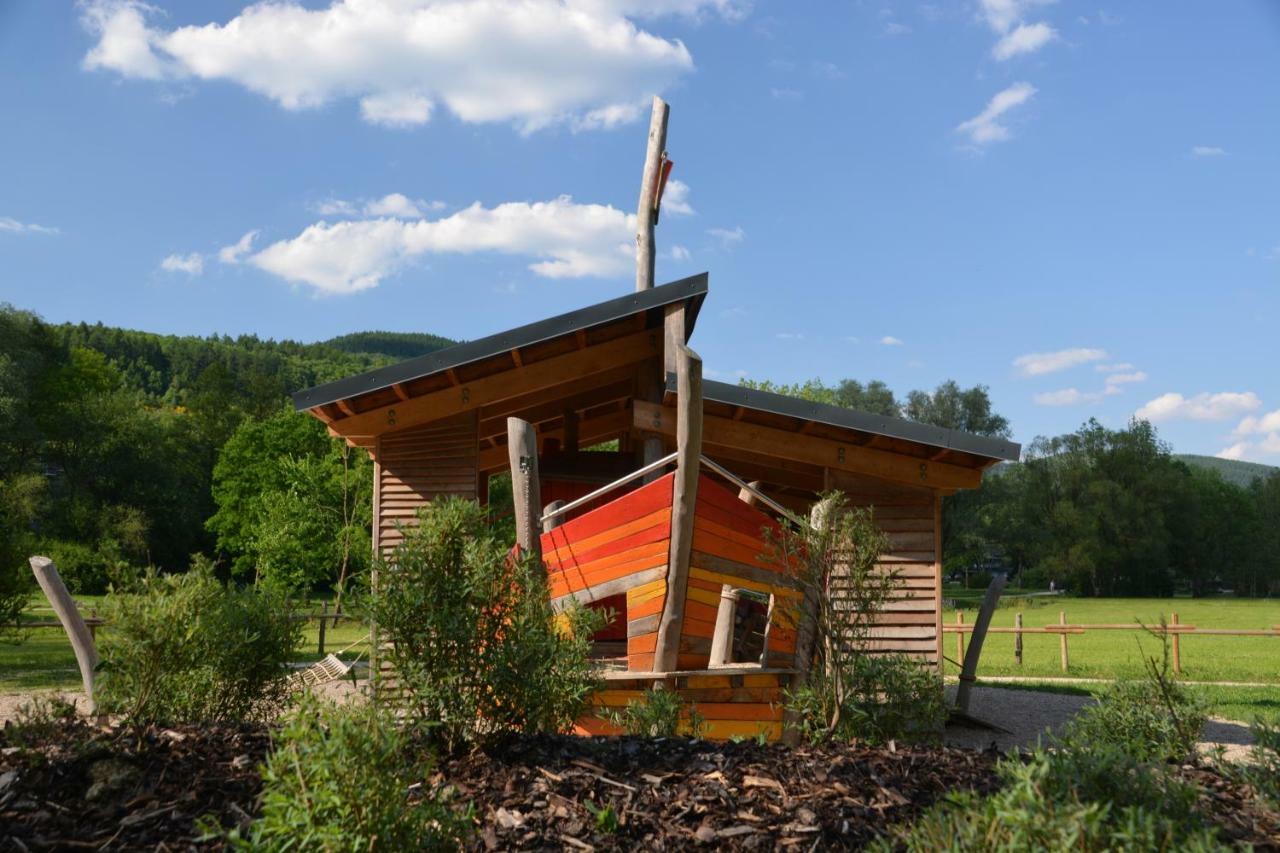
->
(576, 671, 790, 741)
(679, 475, 800, 671)
(374, 412, 479, 555)
(540, 473, 674, 672)
(826, 470, 941, 667)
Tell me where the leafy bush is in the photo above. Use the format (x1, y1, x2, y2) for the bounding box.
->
(229, 694, 469, 851)
(1229, 719, 1280, 807)
(602, 687, 705, 738)
(363, 497, 603, 752)
(97, 565, 301, 723)
(3, 694, 79, 747)
(1060, 628, 1207, 763)
(879, 748, 1224, 852)
(770, 494, 945, 746)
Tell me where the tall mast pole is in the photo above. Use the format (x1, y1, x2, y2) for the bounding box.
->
(635, 96, 670, 292)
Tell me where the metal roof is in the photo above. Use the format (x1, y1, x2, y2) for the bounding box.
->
(293, 273, 708, 412)
(681, 377, 1021, 462)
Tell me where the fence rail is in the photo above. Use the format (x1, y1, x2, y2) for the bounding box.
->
(943, 610, 1280, 674)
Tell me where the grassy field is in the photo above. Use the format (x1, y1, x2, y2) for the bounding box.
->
(941, 591, 1280, 685)
(0, 594, 369, 692)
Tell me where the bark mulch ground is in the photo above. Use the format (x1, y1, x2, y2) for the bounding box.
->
(1, 720, 1277, 851)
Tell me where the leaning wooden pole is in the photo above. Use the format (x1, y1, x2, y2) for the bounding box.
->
(652, 345, 702, 673)
(955, 572, 1008, 714)
(507, 417, 544, 575)
(635, 95, 670, 293)
(29, 556, 98, 714)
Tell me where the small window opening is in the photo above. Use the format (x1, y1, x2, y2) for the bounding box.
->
(586, 593, 627, 668)
(709, 586, 773, 668)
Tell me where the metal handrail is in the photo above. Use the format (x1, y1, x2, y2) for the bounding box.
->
(698, 455, 803, 526)
(539, 451, 678, 523)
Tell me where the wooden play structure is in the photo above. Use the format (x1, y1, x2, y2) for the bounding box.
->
(292, 98, 1019, 740)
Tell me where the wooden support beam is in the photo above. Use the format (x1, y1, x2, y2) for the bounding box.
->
(653, 345, 702, 673)
(708, 585, 738, 667)
(562, 409, 580, 453)
(476, 380, 631, 441)
(29, 556, 98, 714)
(330, 329, 658, 439)
(478, 408, 631, 472)
(632, 401, 983, 491)
(507, 418, 543, 573)
(663, 302, 686, 376)
(783, 498, 833, 745)
(635, 95, 669, 292)
(510, 348, 524, 368)
(335, 399, 358, 417)
(391, 383, 410, 402)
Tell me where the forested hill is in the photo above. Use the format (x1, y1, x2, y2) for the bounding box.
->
(322, 331, 455, 361)
(1175, 454, 1279, 488)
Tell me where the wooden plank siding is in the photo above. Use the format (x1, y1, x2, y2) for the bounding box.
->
(374, 412, 479, 555)
(826, 470, 942, 667)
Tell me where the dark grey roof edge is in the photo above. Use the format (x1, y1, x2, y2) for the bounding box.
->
(293, 273, 709, 412)
(680, 377, 1021, 462)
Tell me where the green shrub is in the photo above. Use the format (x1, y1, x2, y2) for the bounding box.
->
(230, 694, 469, 851)
(788, 653, 947, 747)
(602, 687, 704, 738)
(97, 565, 301, 723)
(363, 497, 603, 752)
(4, 694, 79, 747)
(879, 749, 1225, 852)
(1229, 719, 1280, 807)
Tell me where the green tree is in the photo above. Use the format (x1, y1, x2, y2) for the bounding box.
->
(904, 381, 1010, 438)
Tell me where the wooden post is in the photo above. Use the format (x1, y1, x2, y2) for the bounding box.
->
(708, 585, 738, 667)
(562, 410, 580, 454)
(1171, 612, 1181, 676)
(89, 607, 98, 644)
(737, 480, 761, 507)
(1059, 610, 1069, 672)
(542, 499, 566, 534)
(783, 497, 834, 745)
(318, 601, 328, 656)
(635, 95, 669, 293)
(652, 345, 702, 673)
(955, 610, 965, 665)
(1014, 611, 1023, 666)
(507, 417, 543, 572)
(29, 556, 98, 714)
(955, 573, 1007, 714)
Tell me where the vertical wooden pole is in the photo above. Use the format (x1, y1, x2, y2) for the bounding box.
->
(708, 585, 738, 667)
(1014, 611, 1023, 666)
(541, 500, 566, 534)
(932, 493, 943, 673)
(507, 417, 543, 572)
(955, 610, 965, 665)
(1171, 612, 1181, 676)
(29, 557, 98, 714)
(783, 497, 834, 746)
(652, 345, 702, 673)
(1059, 610, 1069, 672)
(370, 448, 381, 696)
(318, 601, 328, 656)
(635, 95, 670, 293)
(562, 410, 580, 454)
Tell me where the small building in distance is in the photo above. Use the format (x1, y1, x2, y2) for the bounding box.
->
(293, 273, 1020, 740)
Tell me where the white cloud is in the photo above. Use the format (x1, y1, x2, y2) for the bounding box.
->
(1034, 388, 1101, 406)
(880, 335, 904, 346)
(0, 217, 60, 235)
(1013, 347, 1106, 377)
(363, 193, 441, 218)
(1233, 409, 1280, 436)
(249, 195, 635, 295)
(161, 252, 204, 275)
(668, 244, 690, 261)
(218, 230, 259, 264)
(1216, 442, 1249, 461)
(1263, 433, 1280, 455)
(992, 22, 1055, 60)
(79, 0, 703, 132)
(707, 225, 745, 246)
(1134, 391, 1261, 423)
(956, 82, 1037, 145)
(1103, 370, 1147, 395)
(884, 21, 911, 35)
(661, 179, 694, 216)
(1221, 432, 1280, 462)
(1191, 146, 1226, 157)
(1095, 362, 1134, 373)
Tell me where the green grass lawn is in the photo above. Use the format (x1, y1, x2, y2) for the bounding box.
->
(1, 593, 370, 692)
(942, 593, 1280, 685)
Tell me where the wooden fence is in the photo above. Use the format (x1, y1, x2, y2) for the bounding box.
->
(944, 610, 1280, 675)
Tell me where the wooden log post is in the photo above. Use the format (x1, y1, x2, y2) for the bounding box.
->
(955, 573, 1007, 714)
(1015, 611, 1023, 666)
(318, 601, 328, 656)
(783, 497, 834, 745)
(1059, 611, 1069, 672)
(542, 499, 566, 534)
(29, 556, 98, 714)
(955, 611, 965, 664)
(652, 345, 702, 673)
(635, 95, 670, 293)
(708, 585, 738, 667)
(507, 417, 544, 573)
(1171, 612, 1181, 676)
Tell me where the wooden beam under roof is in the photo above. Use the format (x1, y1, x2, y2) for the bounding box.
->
(475, 378, 633, 440)
(633, 400, 982, 491)
(322, 329, 659, 439)
(477, 407, 631, 472)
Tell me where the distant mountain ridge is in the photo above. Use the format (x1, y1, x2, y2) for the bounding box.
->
(1175, 454, 1278, 487)
(322, 331, 456, 361)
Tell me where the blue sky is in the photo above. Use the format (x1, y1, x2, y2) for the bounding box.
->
(2, 1, 1278, 461)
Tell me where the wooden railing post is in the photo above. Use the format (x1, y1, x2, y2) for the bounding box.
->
(541, 500, 566, 534)
(29, 556, 98, 714)
(318, 601, 328, 656)
(955, 610, 965, 664)
(507, 417, 543, 573)
(1171, 612, 1181, 675)
(1014, 611, 1023, 666)
(1059, 611, 1069, 672)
